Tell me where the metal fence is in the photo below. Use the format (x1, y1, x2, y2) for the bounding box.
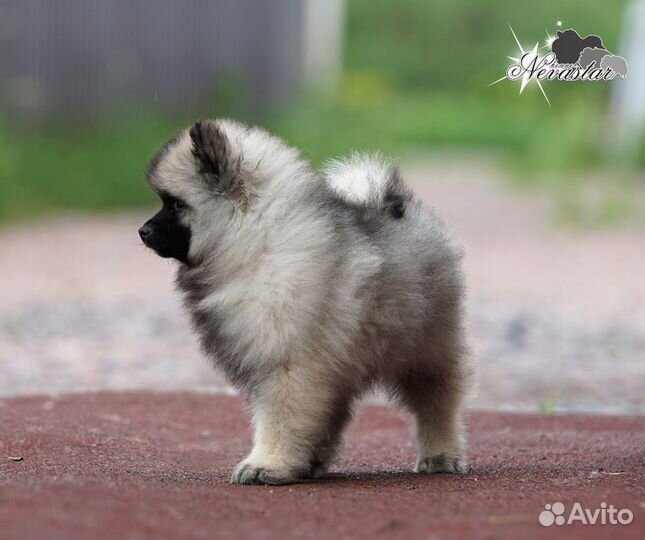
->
(0, 0, 308, 121)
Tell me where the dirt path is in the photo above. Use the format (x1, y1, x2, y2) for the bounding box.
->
(1, 159, 643, 412)
(1, 392, 643, 540)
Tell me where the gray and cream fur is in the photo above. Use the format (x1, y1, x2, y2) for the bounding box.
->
(140, 119, 470, 485)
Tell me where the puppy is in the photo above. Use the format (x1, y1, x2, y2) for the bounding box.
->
(140, 119, 470, 485)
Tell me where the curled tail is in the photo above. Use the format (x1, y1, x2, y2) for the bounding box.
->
(323, 153, 413, 219)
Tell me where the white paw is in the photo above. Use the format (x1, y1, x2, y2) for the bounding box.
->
(230, 459, 301, 485)
(415, 453, 467, 474)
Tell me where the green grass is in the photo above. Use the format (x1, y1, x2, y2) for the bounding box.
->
(0, 89, 640, 223)
(268, 87, 603, 168)
(0, 114, 176, 221)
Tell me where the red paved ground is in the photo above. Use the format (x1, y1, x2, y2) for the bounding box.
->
(0, 392, 643, 540)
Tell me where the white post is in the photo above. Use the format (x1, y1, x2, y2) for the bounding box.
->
(301, 0, 345, 92)
(606, 0, 645, 158)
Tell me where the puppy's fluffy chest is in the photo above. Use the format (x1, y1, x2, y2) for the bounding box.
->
(176, 208, 383, 378)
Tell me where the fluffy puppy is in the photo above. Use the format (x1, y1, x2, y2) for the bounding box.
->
(140, 119, 470, 485)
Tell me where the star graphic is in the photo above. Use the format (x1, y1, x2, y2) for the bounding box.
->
(489, 24, 551, 106)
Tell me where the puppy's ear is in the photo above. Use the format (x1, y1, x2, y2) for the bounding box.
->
(189, 120, 250, 207)
(189, 121, 230, 184)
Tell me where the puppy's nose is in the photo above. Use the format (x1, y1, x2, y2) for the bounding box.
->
(138, 224, 152, 242)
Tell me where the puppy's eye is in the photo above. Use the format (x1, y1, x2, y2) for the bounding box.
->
(172, 199, 186, 212)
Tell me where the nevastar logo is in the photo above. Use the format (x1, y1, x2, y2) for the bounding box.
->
(539, 501, 634, 527)
(507, 52, 619, 83)
(491, 22, 629, 106)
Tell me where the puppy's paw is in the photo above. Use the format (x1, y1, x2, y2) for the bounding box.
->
(230, 460, 300, 486)
(415, 453, 468, 474)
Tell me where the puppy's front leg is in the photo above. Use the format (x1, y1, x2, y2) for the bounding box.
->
(231, 368, 340, 485)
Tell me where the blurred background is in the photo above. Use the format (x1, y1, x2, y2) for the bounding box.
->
(0, 0, 643, 413)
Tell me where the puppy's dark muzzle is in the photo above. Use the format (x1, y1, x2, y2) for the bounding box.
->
(138, 216, 190, 263)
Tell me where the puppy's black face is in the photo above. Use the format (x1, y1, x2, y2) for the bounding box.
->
(139, 195, 191, 264)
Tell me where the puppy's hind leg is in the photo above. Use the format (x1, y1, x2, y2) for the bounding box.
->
(396, 357, 468, 474)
